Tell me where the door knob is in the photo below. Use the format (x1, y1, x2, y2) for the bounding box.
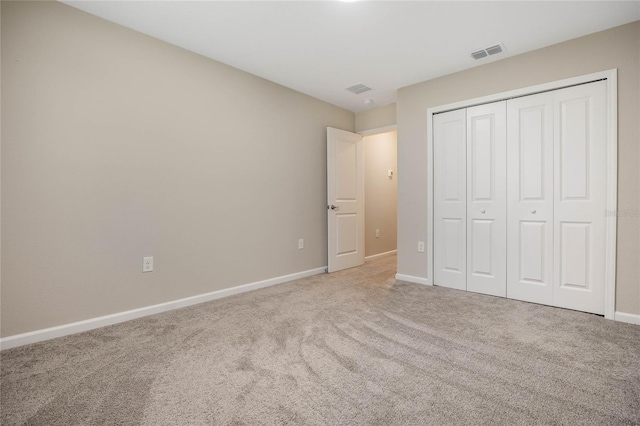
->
(330, 205, 339, 211)
(531, 209, 537, 214)
(480, 209, 486, 214)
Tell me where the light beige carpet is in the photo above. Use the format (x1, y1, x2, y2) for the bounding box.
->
(2, 255, 640, 425)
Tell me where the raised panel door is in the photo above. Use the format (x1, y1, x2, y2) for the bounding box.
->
(327, 127, 364, 273)
(506, 92, 554, 305)
(553, 81, 607, 314)
(466, 102, 507, 297)
(434, 109, 467, 290)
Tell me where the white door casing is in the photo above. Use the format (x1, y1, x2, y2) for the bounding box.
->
(434, 109, 467, 290)
(506, 92, 555, 305)
(327, 127, 365, 273)
(552, 81, 608, 315)
(466, 102, 507, 297)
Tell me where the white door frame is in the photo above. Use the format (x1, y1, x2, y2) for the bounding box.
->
(426, 69, 618, 320)
(358, 124, 397, 137)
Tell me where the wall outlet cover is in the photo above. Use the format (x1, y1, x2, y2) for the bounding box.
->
(143, 256, 154, 272)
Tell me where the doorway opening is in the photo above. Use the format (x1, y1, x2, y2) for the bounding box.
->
(361, 128, 398, 262)
(326, 125, 397, 273)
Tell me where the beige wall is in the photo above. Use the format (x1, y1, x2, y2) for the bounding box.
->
(356, 103, 396, 132)
(364, 131, 397, 257)
(0, 1, 354, 337)
(397, 21, 640, 315)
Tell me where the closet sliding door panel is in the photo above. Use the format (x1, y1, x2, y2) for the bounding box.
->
(506, 93, 554, 305)
(553, 81, 607, 315)
(466, 102, 507, 297)
(434, 109, 467, 290)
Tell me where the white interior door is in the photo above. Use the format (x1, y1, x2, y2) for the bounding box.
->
(434, 109, 467, 290)
(466, 102, 507, 297)
(553, 81, 608, 315)
(327, 127, 364, 273)
(429, 74, 614, 317)
(506, 92, 554, 305)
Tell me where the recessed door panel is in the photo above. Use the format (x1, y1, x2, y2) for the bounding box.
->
(336, 140, 357, 201)
(519, 221, 546, 283)
(443, 219, 464, 272)
(470, 219, 493, 277)
(434, 109, 467, 290)
(560, 99, 590, 200)
(507, 92, 554, 305)
(520, 108, 545, 201)
(336, 214, 358, 256)
(466, 102, 506, 297)
(444, 122, 464, 201)
(471, 116, 493, 201)
(560, 222, 590, 289)
(553, 81, 607, 314)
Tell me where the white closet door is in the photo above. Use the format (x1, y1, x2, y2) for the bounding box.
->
(466, 102, 507, 297)
(506, 92, 554, 304)
(434, 109, 467, 290)
(553, 81, 608, 315)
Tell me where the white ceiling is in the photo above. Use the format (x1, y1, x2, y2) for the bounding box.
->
(62, 1, 640, 112)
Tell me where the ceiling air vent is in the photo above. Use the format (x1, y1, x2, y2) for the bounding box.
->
(471, 50, 488, 60)
(471, 43, 506, 60)
(345, 83, 372, 94)
(486, 44, 503, 56)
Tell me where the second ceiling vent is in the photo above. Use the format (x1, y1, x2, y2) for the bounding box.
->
(471, 43, 505, 60)
(345, 83, 372, 94)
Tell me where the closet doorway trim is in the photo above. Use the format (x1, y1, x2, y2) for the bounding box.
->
(426, 69, 618, 320)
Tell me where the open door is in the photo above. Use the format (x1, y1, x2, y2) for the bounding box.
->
(327, 127, 364, 273)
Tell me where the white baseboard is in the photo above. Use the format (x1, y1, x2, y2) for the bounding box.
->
(365, 250, 397, 262)
(614, 311, 640, 325)
(0, 266, 327, 351)
(395, 273, 432, 286)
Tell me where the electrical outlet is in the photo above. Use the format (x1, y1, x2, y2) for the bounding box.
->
(375, 229, 380, 238)
(298, 239, 304, 249)
(143, 256, 153, 272)
(417, 241, 425, 253)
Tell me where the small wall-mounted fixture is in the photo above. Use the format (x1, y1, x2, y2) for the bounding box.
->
(471, 43, 506, 60)
(387, 169, 394, 179)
